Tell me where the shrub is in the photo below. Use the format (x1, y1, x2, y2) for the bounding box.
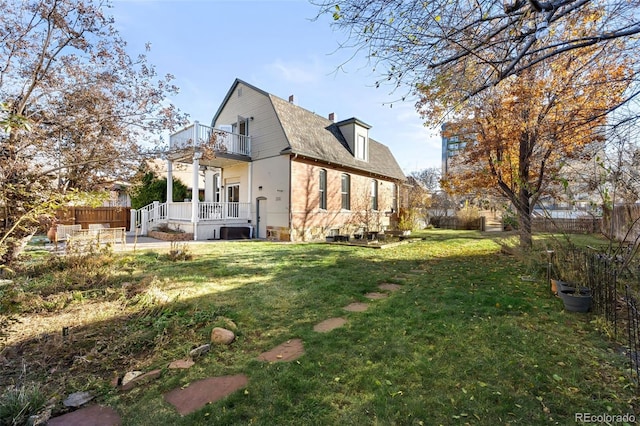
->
(0, 383, 45, 426)
(456, 202, 481, 229)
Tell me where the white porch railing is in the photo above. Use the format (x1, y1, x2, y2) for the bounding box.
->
(167, 202, 192, 220)
(134, 201, 167, 228)
(135, 201, 251, 227)
(198, 202, 251, 220)
(169, 122, 251, 157)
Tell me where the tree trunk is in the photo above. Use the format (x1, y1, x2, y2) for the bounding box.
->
(517, 190, 533, 249)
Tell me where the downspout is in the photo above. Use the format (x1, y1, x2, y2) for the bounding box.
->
(191, 150, 202, 241)
(248, 161, 253, 237)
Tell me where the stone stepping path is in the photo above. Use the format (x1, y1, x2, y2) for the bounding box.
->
(313, 317, 347, 333)
(164, 375, 249, 416)
(257, 338, 305, 362)
(48, 405, 121, 426)
(364, 291, 388, 299)
(343, 302, 369, 312)
(50, 279, 410, 422)
(378, 283, 402, 292)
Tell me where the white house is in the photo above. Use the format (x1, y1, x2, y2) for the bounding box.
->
(134, 79, 407, 241)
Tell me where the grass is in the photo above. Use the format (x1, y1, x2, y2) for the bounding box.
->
(1, 229, 638, 424)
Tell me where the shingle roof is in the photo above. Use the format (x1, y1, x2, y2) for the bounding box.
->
(269, 94, 406, 182)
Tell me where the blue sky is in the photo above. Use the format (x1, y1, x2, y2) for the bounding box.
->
(111, 0, 442, 173)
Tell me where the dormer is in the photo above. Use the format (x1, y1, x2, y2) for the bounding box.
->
(336, 117, 371, 162)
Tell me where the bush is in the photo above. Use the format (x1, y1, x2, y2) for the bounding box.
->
(397, 208, 419, 231)
(130, 163, 189, 209)
(502, 207, 519, 230)
(456, 202, 481, 229)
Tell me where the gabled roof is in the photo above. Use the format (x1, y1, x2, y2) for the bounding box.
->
(213, 79, 406, 182)
(270, 94, 406, 182)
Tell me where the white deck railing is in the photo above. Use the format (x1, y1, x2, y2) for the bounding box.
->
(136, 201, 251, 225)
(134, 202, 167, 228)
(169, 122, 251, 157)
(167, 202, 192, 220)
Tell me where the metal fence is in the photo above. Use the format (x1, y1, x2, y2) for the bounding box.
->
(553, 247, 640, 385)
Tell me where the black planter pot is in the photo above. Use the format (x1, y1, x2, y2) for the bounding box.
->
(559, 289, 592, 313)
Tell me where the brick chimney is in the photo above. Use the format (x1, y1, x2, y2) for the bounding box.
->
(288, 95, 294, 103)
(328, 112, 336, 122)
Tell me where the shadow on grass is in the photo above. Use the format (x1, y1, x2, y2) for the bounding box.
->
(2, 234, 637, 424)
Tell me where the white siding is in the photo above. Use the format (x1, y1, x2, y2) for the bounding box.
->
(213, 82, 289, 160)
(221, 163, 250, 202)
(251, 155, 291, 229)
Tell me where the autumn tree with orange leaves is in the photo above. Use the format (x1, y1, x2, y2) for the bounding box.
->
(427, 43, 634, 248)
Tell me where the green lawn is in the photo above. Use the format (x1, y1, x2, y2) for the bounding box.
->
(2, 230, 638, 425)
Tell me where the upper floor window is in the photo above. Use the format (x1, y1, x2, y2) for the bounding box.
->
(341, 174, 351, 210)
(355, 134, 367, 161)
(371, 179, 378, 211)
(319, 169, 327, 210)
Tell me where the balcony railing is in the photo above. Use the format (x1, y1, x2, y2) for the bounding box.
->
(138, 201, 251, 223)
(169, 122, 251, 157)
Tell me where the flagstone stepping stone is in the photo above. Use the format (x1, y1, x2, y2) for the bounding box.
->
(164, 375, 248, 416)
(378, 283, 402, 292)
(364, 292, 388, 300)
(313, 317, 347, 333)
(48, 405, 121, 426)
(257, 338, 305, 362)
(343, 302, 369, 312)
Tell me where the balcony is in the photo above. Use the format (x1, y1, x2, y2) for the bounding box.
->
(169, 122, 251, 162)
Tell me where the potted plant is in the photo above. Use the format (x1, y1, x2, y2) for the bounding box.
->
(558, 286, 592, 312)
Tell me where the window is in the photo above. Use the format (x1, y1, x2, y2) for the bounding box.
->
(213, 174, 220, 202)
(341, 174, 350, 210)
(371, 179, 378, 211)
(232, 117, 248, 136)
(319, 169, 327, 210)
(391, 183, 397, 212)
(356, 134, 367, 161)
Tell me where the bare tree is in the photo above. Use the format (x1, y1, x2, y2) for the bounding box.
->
(0, 0, 186, 263)
(409, 168, 440, 194)
(313, 0, 640, 112)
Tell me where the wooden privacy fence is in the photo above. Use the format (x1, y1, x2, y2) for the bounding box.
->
(531, 217, 602, 234)
(430, 216, 486, 231)
(56, 207, 130, 230)
(604, 204, 640, 242)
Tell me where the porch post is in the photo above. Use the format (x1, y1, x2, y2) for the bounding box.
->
(129, 209, 136, 233)
(204, 168, 215, 202)
(166, 158, 173, 204)
(191, 151, 202, 240)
